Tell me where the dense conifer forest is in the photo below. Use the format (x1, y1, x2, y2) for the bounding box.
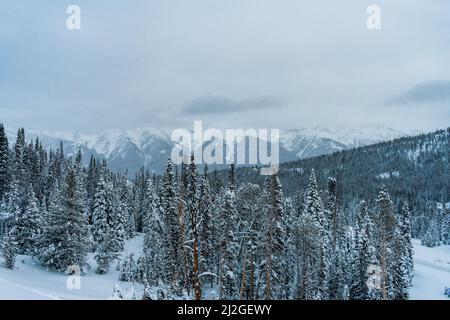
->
(0, 124, 448, 300)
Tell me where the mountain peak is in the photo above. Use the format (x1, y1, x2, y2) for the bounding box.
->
(4, 124, 409, 175)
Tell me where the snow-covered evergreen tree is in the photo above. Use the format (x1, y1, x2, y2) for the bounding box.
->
(219, 180, 239, 299)
(236, 183, 262, 300)
(119, 253, 137, 282)
(391, 201, 414, 299)
(421, 216, 440, 247)
(199, 166, 215, 288)
(11, 184, 42, 255)
(93, 170, 118, 274)
(159, 158, 180, 290)
(142, 178, 166, 285)
(259, 175, 289, 299)
(118, 182, 135, 239)
(39, 167, 92, 271)
(186, 156, 202, 300)
(375, 185, 396, 300)
(1, 229, 17, 269)
(300, 170, 328, 299)
(350, 200, 375, 300)
(0, 124, 10, 201)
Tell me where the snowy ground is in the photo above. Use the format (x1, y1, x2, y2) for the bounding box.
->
(0, 234, 145, 300)
(410, 239, 450, 300)
(0, 236, 449, 300)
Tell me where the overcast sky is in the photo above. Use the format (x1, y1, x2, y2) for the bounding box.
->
(1, 0, 449, 133)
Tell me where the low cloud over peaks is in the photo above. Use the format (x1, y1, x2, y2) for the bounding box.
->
(182, 95, 284, 115)
(386, 80, 450, 106)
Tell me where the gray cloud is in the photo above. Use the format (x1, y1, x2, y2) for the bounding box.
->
(1, 1, 450, 133)
(386, 80, 450, 106)
(182, 95, 284, 115)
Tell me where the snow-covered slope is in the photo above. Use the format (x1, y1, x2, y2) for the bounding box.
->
(280, 125, 407, 159)
(4, 124, 408, 175)
(0, 235, 145, 300)
(410, 239, 450, 300)
(0, 237, 447, 300)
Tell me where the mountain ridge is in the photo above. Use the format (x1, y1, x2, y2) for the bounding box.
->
(4, 124, 409, 175)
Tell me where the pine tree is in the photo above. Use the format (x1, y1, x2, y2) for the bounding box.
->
(119, 253, 137, 282)
(375, 185, 396, 300)
(86, 155, 99, 224)
(39, 167, 92, 271)
(442, 209, 450, 245)
(0, 182, 20, 236)
(13, 128, 26, 187)
(219, 189, 239, 299)
(296, 210, 321, 299)
(1, 229, 17, 269)
(142, 178, 166, 285)
(160, 159, 179, 289)
(422, 218, 440, 247)
(11, 184, 42, 255)
(186, 155, 202, 300)
(399, 202, 414, 286)
(301, 170, 328, 299)
(0, 123, 10, 201)
(199, 167, 215, 288)
(118, 182, 135, 239)
(391, 201, 414, 299)
(237, 183, 262, 300)
(259, 175, 289, 299)
(350, 201, 375, 300)
(112, 189, 126, 251)
(391, 226, 410, 300)
(93, 170, 117, 274)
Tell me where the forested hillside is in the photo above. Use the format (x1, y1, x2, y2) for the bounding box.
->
(0, 124, 448, 300)
(233, 128, 450, 242)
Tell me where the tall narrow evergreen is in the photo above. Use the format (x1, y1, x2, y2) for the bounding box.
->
(93, 171, 117, 274)
(219, 164, 239, 299)
(350, 201, 375, 300)
(260, 175, 288, 299)
(302, 170, 328, 299)
(160, 158, 179, 289)
(186, 156, 202, 300)
(391, 201, 414, 300)
(375, 186, 396, 300)
(1, 229, 17, 269)
(199, 166, 215, 288)
(0, 124, 10, 201)
(142, 178, 166, 286)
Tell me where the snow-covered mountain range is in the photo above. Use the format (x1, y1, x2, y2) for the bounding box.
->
(4, 125, 408, 175)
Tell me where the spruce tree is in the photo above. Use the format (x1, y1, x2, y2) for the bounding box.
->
(186, 156, 202, 300)
(0, 123, 10, 201)
(391, 201, 414, 299)
(302, 170, 328, 299)
(199, 167, 215, 288)
(237, 183, 262, 300)
(350, 200, 375, 300)
(260, 175, 289, 299)
(219, 189, 238, 299)
(160, 159, 179, 289)
(142, 178, 166, 285)
(11, 184, 42, 255)
(39, 167, 92, 271)
(1, 229, 17, 269)
(93, 171, 117, 274)
(375, 185, 396, 300)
